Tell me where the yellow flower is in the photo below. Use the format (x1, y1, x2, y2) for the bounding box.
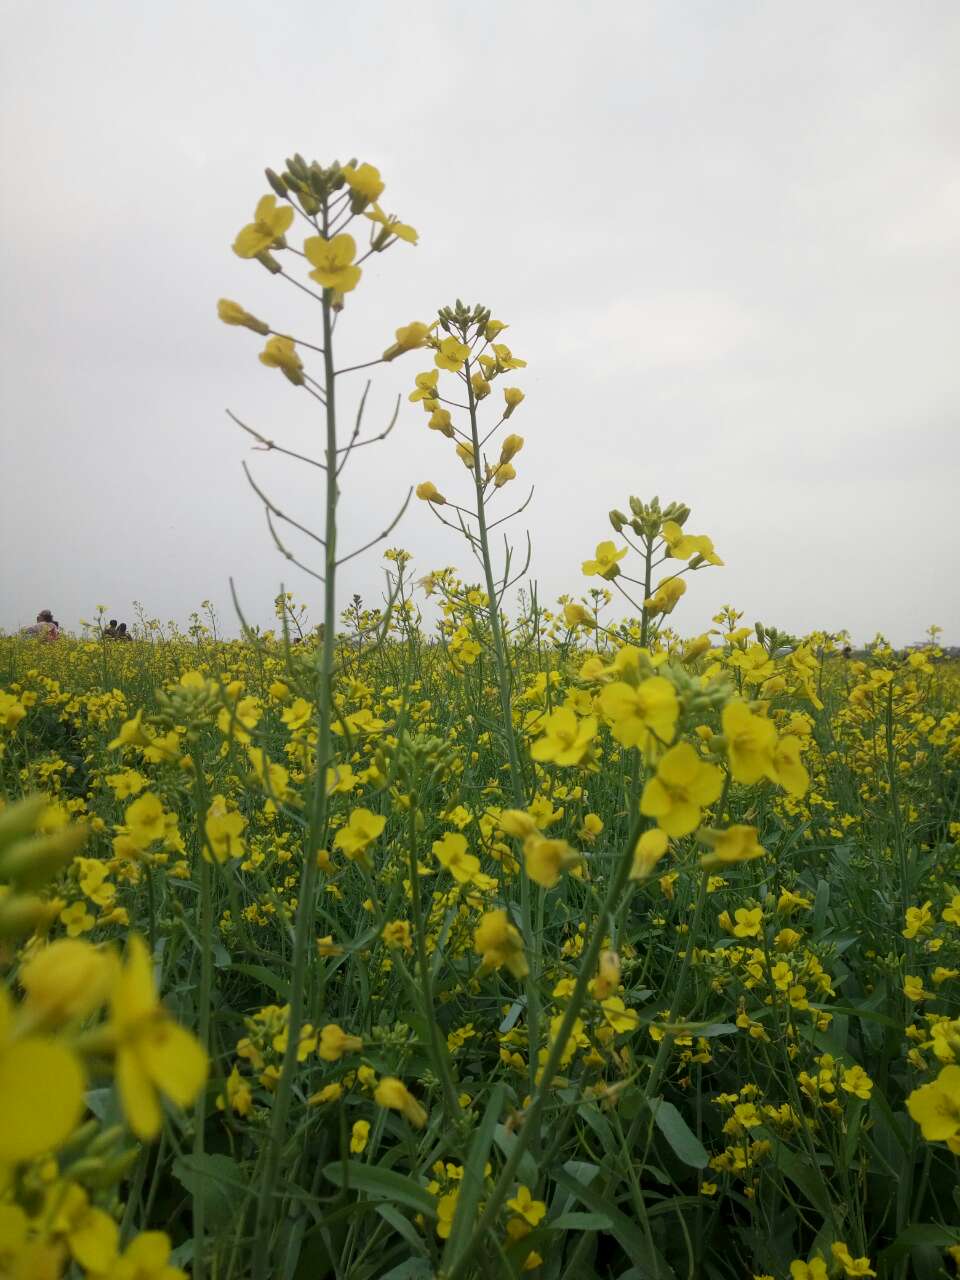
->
(383, 321, 431, 361)
(416, 481, 446, 506)
(259, 336, 305, 385)
(124, 793, 166, 850)
(364, 201, 418, 244)
(433, 832, 480, 884)
(233, 194, 294, 258)
(427, 407, 454, 437)
(841, 1065, 873, 1099)
(375, 1076, 427, 1127)
(435, 337, 470, 372)
(503, 387, 525, 417)
(108, 934, 208, 1140)
(492, 461, 516, 488)
(644, 576, 687, 617)
(19, 938, 116, 1027)
(217, 298, 269, 335)
(204, 794, 247, 863)
(630, 827, 669, 880)
(722, 701, 776, 784)
(601, 996, 639, 1034)
(831, 1243, 876, 1277)
(530, 707, 596, 766)
(303, 233, 362, 292)
(0, 986, 86, 1164)
(599, 676, 678, 749)
(698, 825, 765, 869)
(474, 909, 528, 978)
(409, 370, 439, 402)
(45, 1180, 119, 1272)
(341, 162, 384, 202)
(903, 974, 928, 1002)
(661, 520, 724, 566)
(523, 835, 581, 889)
(907, 1064, 960, 1140)
(789, 1259, 827, 1280)
(731, 907, 763, 938)
(96, 1231, 187, 1280)
(582, 541, 627, 580)
(318, 1023, 363, 1062)
(350, 1119, 370, 1153)
(506, 1185, 546, 1226)
(333, 809, 387, 862)
(640, 742, 724, 837)
(382, 920, 413, 953)
(769, 735, 809, 797)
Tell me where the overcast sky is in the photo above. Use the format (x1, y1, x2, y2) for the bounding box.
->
(2, 1, 958, 646)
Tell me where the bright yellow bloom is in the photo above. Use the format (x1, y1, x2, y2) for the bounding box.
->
(789, 1258, 828, 1280)
(601, 996, 639, 1034)
(433, 832, 480, 884)
(563, 602, 596, 629)
(474, 909, 528, 978)
(109, 935, 208, 1140)
(640, 742, 724, 837)
(124, 792, 166, 850)
(503, 387, 525, 417)
(841, 1065, 873, 1099)
(698, 825, 765, 869)
(631, 827, 669, 880)
(506, 1185, 546, 1226)
(907, 1064, 960, 1140)
(427, 406, 454, 437)
(769, 735, 809, 797)
(523, 835, 581, 889)
(318, 1023, 363, 1062)
(582, 541, 627, 580)
(722, 701, 776, 784)
(599, 675, 678, 749)
(435, 337, 470, 372)
(416, 481, 446, 505)
(19, 939, 116, 1027)
(530, 707, 596, 766)
(831, 1243, 876, 1277)
(333, 809, 387, 862)
(409, 370, 439, 402)
(204, 794, 247, 863)
(233, 194, 293, 258)
(0, 986, 86, 1163)
(259, 336, 305, 385)
(644, 576, 686, 616)
(383, 321, 431, 361)
(217, 298, 269, 335)
(350, 1119, 370, 1153)
(341, 162, 384, 202)
(382, 920, 413, 952)
(661, 520, 724, 566)
(95, 1230, 187, 1280)
(731, 907, 764, 938)
(365, 201, 418, 244)
(375, 1076, 427, 1127)
(304, 233, 362, 292)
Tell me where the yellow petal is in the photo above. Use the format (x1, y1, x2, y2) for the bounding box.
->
(143, 1021, 208, 1108)
(117, 1044, 162, 1140)
(0, 1038, 85, 1162)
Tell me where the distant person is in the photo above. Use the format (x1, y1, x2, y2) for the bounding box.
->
(104, 619, 119, 639)
(117, 622, 133, 642)
(21, 609, 59, 641)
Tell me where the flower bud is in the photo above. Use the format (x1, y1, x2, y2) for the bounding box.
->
(416, 482, 446, 505)
(265, 168, 288, 198)
(499, 434, 524, 464)
(256, 251, 283, 275)
(0, 825, 88, 889)
(217, 299, 270, 336)
(608, 509, 627, 532)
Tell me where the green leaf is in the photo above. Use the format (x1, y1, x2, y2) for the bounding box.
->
(550, 1211, 613, 1231)
(443, 1084, 505, 1269)
(649, 1099, 709, 1169)
(173, 1154, 247, 1228)
(880, 1223, 960, 1262)
(493, 1124, 540, 1188)
(228, 962, 291, 1001)
(323, 1162, 435, 1217)
(554, 1167, 676, 1277)
(376, 1203, 429, 1255)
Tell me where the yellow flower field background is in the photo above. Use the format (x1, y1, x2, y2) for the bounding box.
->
(2, 154, 959, 1280)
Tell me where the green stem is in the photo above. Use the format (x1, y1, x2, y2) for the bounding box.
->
(406, 805, 461, 1120)
(446, 810, 645, 1280)
(252, 272, 339, 1280)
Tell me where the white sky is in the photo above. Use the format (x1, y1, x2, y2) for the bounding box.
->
(2, 1, 958, 646)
